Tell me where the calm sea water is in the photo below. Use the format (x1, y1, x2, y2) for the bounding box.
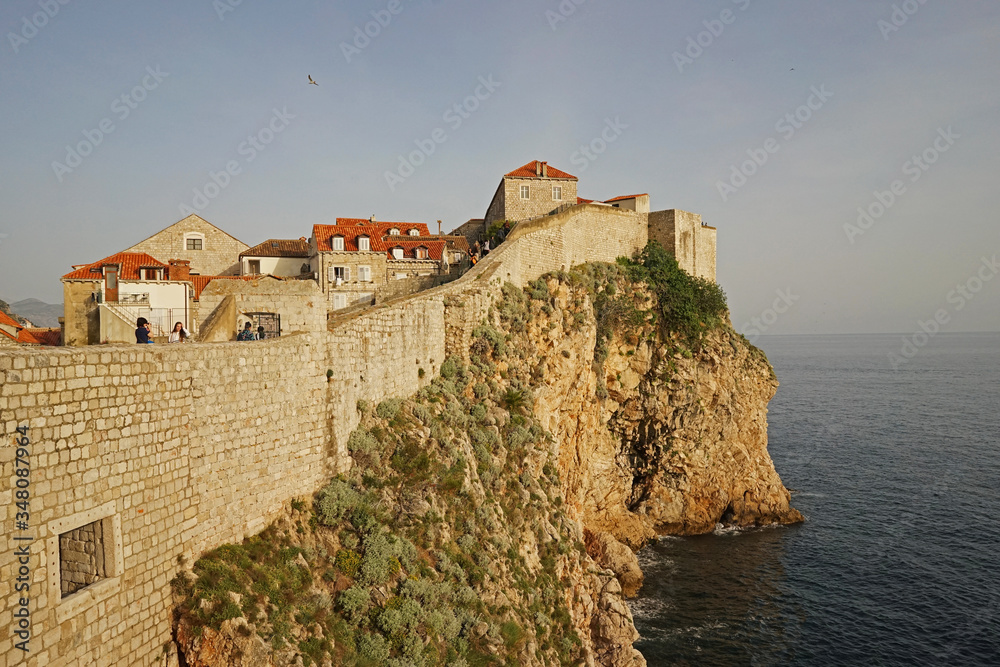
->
(630, 333, 1000, 666)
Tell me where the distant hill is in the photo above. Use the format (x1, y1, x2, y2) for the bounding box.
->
(5, 298, 63, 328)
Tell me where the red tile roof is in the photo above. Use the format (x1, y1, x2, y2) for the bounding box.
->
(62, 252, 168, 281)
(25, 328, 60, 346)
(577, 197, 595, 205)
(312, 221, 431, 253)
(505, 161, 577, 180)
(386, 240, 447, 261)
(605, 194, 648, 203)
(241, 239, 310, 259)
(0, 311, 48, 345)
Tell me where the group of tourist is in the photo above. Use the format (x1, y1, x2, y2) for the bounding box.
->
(237, 322, 267, 341)
(135, 319, 190, 344)
(135, 318, 267, 343)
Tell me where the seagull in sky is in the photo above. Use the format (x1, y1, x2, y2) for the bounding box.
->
(308, 75, 318, 86)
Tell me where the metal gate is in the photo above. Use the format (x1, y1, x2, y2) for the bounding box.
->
(246, 312, 280, 339)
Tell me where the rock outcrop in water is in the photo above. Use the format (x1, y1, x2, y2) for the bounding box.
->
(172, 255, 799, 666)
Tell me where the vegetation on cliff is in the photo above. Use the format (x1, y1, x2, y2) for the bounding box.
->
(173, 331, 605, 666)
(172, 243, 796, 666)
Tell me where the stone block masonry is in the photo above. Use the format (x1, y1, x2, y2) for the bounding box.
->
(0, 200, 653, 666)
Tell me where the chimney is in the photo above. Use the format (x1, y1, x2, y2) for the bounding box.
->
(370, 214, 376, 223)
(437, 220, 442, 235)
(535, 161, 542, 176)
(168, 259, 191, 282)
(541, 162, 548, 178)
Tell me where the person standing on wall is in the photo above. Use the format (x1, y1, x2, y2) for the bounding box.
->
(256, 325, 266, 340)
(136, 317, 152, 344)
(237, 322, 255, 341)
(168, 322, 190, 343)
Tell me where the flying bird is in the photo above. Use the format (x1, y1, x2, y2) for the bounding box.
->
(308, 75, 318, 86)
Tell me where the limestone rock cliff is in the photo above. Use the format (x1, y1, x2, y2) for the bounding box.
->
(519, 275, 802, 547)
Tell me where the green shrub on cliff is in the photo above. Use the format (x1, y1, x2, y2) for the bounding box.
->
(619, 241, 728, 344)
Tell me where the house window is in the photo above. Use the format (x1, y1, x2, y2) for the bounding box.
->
(520, 185, 530, 199)
(408, 229, 420, 236)
(186, 237, 203, 250)
(553, 186, 562, 201)
(392, 247, 404, 260)
(358, 236, 370, 251)
(329, 266, 349, 283)
(140, 268, 162, 280)
(248, 260, 261, 274)
(415, 247, 428, 259)
(333, 294, 347, 310)
(389, 228, 400, 236)
(359, 266, 371, 282)
(332, 236, 344, 251)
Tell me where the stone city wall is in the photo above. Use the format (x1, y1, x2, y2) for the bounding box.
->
(0, 202, 647, 666)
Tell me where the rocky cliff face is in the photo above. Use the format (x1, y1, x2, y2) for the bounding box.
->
(172, 261, 799, 666)
(522, 275, 803, 547)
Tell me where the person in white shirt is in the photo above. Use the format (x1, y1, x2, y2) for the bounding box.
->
(167, 322, 190, 343)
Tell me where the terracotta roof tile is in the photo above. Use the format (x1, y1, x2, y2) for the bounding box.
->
(577, 197, 595, 205)
(241, 239, 310, 259)
(312, 221, 431, 252)
(604, 194, 648, 203)
(62, 252, 167, 281)
(505, 161, 577, 180)
(0, 311, 49, 345)
(386, 240, 447, 261)
(25, 328, 60, 346)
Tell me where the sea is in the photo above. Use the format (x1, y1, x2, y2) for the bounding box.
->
(629, 333, 1000, 666)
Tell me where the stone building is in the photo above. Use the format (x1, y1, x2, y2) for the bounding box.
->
(309, 219, 461, 310)
(240, 239, 312, 277)
(484, 160, 579, 226)
(125, 214, 249, 276)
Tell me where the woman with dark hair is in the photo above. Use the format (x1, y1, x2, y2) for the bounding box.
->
(168, 322, 190, 343)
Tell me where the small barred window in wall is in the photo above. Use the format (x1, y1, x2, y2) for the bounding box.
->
(358, 236, 370, 251)
(553, 185, 562, 201)
(520, 185, 530, 199)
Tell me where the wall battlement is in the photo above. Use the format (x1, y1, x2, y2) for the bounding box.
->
(0, 203, 653, 665)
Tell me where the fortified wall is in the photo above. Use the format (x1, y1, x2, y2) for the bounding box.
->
(0, 203, 648, 666)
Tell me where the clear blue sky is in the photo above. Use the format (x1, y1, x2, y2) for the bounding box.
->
(1, 0, 998, 335)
